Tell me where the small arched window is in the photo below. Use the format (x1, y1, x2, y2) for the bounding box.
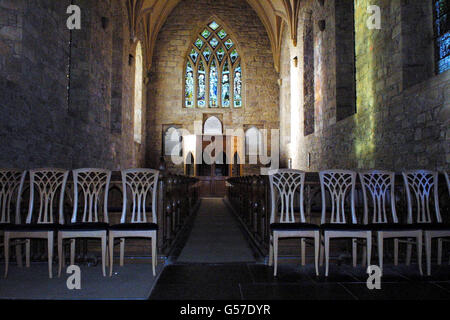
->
(184, 20, 242, 109)
(245, 126, 263, 156)
(134, 41, 143, 143)
(203, 116, 222, 135)
(164, 127, 182, 156)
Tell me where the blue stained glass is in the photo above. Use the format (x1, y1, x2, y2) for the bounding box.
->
(190, 48, 198, 64)
(201, 29, 211, 39)
(197, 60, 206, 107)
(216, 47, 225, 62)
(209, 59, 218, 108)
(203, 46, 211, 62)
(195, 38, 204, 50)
(185, 61, 194, 107)
(217, 29, 227, 39)
(224, 39, 234, 50)
(222, 60, 230, 107)
(230, 49, 239, 64)
(233, 63, 242, 108)
(209, 37, 219, 48)
(209, 21, 220, 30)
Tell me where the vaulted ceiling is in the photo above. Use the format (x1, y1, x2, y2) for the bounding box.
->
(125, 0, 301, 73)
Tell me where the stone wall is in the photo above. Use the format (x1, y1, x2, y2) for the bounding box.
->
(0, 0, 144, 169)
(146, 0, 279, 174)
(280, 0, 450, 172)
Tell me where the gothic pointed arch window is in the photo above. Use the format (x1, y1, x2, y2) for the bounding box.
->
(134, 41, 143, 143)
(184, 20, 243, 109)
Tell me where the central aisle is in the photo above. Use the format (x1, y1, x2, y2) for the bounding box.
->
(176, 198, 256, 263)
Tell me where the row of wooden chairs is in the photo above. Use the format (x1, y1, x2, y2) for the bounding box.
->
(268, 169, 450, 277)
(0, 168, 160, 278)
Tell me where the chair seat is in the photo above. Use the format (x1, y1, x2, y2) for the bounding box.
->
(59, 222, 109, 231)
(270, 223, 319, 231)
(320, 223, 370, 231)
(4, 223, 59, 232)
(415, 223, 450, 231)
(109, 223, 158, 231)
(368, 223, 422, 231)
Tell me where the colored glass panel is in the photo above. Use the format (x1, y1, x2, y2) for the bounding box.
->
(222, 60, 230, 107)
(197, 60, 206, 107)
(230, 49, 239, 63)
(209, 37, 219, 49)
(203, 46, 211, 62)
(233, 63, 242, 108)
(195, 38, 204, 50)
(209, 21, 220, 30)
(201, 29, 211, 39)
(224, 38, 234, 50)
(209, 59, 218, 107)
(216, 47, 225, 62)
(217, 29, 227, 39)
(190, 48, 198, 64)
(185, 61, 194, 107)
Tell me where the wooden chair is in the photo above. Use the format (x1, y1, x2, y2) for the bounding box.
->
(4, 168, 69, 278)
(57, 168, 111, 277)
(403, 170, 449, 276)
(0, 169, 26, 268)
(268, 169, 320, 276)
(319, 170, 372, 277)
(359, 170, 423, 275)
(108, 168, 159, 276)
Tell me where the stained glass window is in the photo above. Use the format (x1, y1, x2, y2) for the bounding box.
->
(183, 21, 243, 108)
(434, 0, 449, 73)
(134, 41, 143, 143)
(185, 61, 194, 107)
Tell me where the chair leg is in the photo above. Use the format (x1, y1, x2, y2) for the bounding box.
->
(301, 238, 306, 266)
(273, 233, 279, 277)
(4, 233, 10, 278)
(352, 238, 357, 267)
(47, 232, 53, 279)
(109, 234, 114, 277)
(120, 238, 125, 267)
(325, 233, 330, 277)
(394, 238, 399, 266)
(15, 241, 22, 268)
(101, 234, 106, 277)
(268, 235, 273, 266)
(362, 246, 367, 267)
(152, 236, 157, 276)
(425, 232, 432, 276)
(58, 233, 63, 277)
(25, 239, 30, 268)
(366, 232, 372, 268)
(320, 237, 325, 266)
(437, 238, 443, 265)
(377, 232, 383, 275)
(70, 239, 76, 266)
(417, 233, 423, 276)
(314, 232, 320, 276)
(406, 239, 412, 266)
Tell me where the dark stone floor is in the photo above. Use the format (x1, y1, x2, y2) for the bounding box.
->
(149, 262, 450, 300)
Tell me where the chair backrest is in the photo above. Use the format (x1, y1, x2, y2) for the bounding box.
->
(26, 168, 69, 224)
(319, 170, 357, 224)
(444, 171, 450, 198)
(359, 170, 397, 224)
(268, 169, 306, 224)
(121, 168, 159, 224)
(72, 168, 111, 224)
(402, 170, 440, 224)
(0, 169, 26, 224)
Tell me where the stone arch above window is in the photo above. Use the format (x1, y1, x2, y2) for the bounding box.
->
(203, 116, 223, 135)
(184, 20, 242, 109)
